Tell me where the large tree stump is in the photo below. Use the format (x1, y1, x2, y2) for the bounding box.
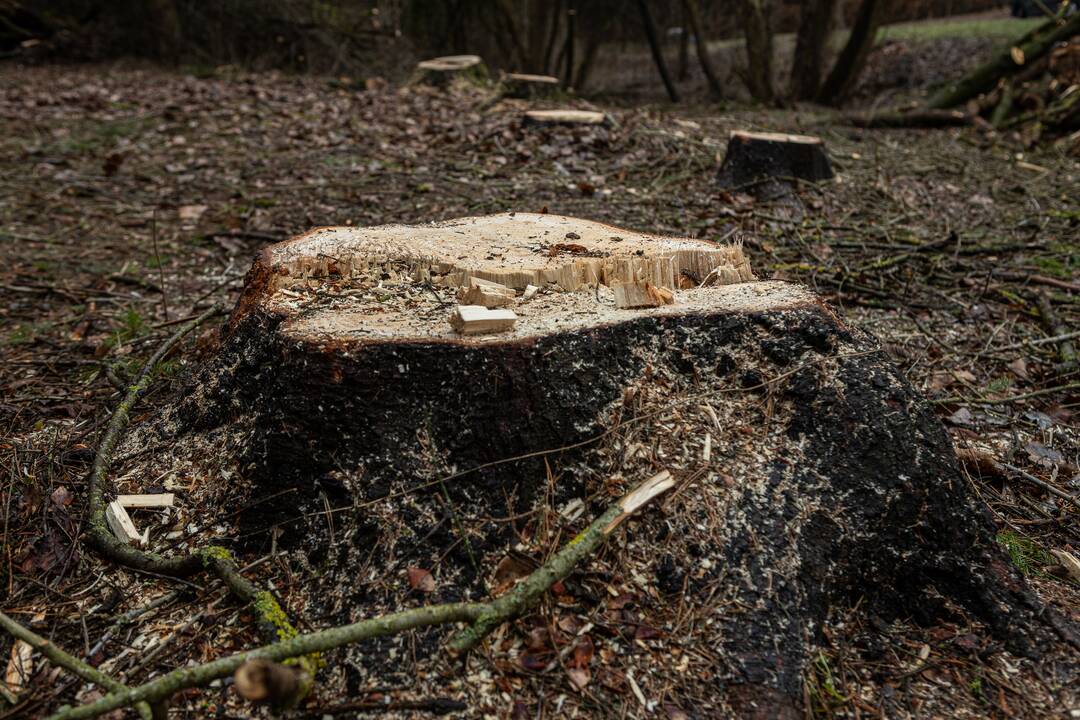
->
(716, 130, 834, 194)
(147, 213, 1060, 715)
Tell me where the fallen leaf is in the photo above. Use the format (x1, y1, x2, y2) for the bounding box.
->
(406, 567, 435, 593)
(569, 636, 593, 668)
(567, 667, 590, 691)
(664, 704, 689, 720)
(50, 486, 73, 507)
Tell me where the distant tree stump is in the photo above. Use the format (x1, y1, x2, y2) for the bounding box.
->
(522, 109, 610, 128)
(716, 130, 834, 194)
(155, 213, 1063, 715)
(500, 73, 560, 99)
(413, 55, 487, 87)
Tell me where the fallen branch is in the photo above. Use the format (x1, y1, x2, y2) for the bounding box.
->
(845, 108, 971, 128)
(1036, 291, 1078, 371)
(0, 612, 154, 720)
(43, 471, 675, 720)
(928, 12, 1080, 109)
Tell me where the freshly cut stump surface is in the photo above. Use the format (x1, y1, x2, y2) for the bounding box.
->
(413, 55, 486, 86)
(523, 109, 609, 127)
(501, 72, 560, 99)
(141, 213, 1060, 716)
(716, 130, 834, 194)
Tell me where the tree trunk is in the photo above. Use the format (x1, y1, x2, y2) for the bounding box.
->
(563, 5, 576, 86)
(740, 0, 775, 103)
(928, 12, 1080, 109)
(789, 0, 839, 101)
(636, 0, 680, 102)
(681, 0, 724, 98)
(817, 0, 889, 105)
(154, 212, 1070, 715)
(677, 11, 690, 82)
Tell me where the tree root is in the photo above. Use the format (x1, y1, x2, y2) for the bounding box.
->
(38, 471, 674, 720)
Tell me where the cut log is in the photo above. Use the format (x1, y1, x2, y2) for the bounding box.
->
(146, 212, 1064, 716)
(500, 72, 560, 99)
(522, 109, 609, 127)
(413, 55, 487, 87)
(449, 305, 518, 335)
(716, 130, 834, 191)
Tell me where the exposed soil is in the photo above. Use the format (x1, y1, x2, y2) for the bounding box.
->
(0, 57, 1077, 719)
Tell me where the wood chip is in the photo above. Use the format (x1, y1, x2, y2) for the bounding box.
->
(3, 639, 32, 698)
(449, 305, 517, 335)
(612, 281, 675, 309)
(1051, 549, 1080, 583)
(105, 500, 144, 546)
(455, 277, 515, 308)
(116, 493, 175, 508)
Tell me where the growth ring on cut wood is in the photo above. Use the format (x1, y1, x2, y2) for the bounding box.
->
(413, 54, 487, 87)
(152, 212, 1059, 716)
(716, 130, 834, 191)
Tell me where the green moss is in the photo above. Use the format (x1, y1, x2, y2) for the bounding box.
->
(199, 545, 234, 564)
(996, 531, 1054, 575)
(253, 591, 297, 642)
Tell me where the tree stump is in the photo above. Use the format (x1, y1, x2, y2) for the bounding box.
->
(412, 55, 487, 87)
(150, 213, 1062, 714)
(716, 130, 834, 195)
(522, 109, 610, 128)
(500, 72, 560, 99)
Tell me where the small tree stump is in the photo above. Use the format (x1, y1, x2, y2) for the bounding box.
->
(500, 73, 560, 99)
(156, 212, 1064, 715)
(522, 109, 610, 128)
(413, 55, 487, 87)
(716, 130, 834, 191)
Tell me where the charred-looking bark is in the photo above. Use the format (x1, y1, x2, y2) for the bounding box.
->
(817, 0, 889, 105)
(716, 130, 834, 198)
(789, 0, 839, 101)
(155, 214, 1062, 715)
(739, 0, 775, 103)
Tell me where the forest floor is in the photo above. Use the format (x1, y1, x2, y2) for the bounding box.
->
(0, 39, 1078, 720)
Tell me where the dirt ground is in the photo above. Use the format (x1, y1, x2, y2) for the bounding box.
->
(0, 36, 1078, 720)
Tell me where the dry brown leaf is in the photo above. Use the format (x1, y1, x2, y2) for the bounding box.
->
(405, 566, 435, 593)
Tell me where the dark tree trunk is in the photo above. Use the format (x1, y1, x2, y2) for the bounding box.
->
(154, 213, 1071, 715)
(541, 0, 563, 74)
(636, 0, 681, 102)
(740, 0, 775, 103)
(681, 0, 724, 98)
(789, 0, 839, 101)
(817, 0, 889, 105)
(563, 5, 576, 86)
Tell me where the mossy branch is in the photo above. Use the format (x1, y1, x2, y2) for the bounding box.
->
(0, 611, 153, 720)
(44, 471, 675, 720)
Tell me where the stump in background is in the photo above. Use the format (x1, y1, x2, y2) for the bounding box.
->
(522, 109, 609, 127)
(717, 130, 834, 197)
(501, 72, 560, 99)
(413, 55, 487, 87)
(149, 213, 1060, 716)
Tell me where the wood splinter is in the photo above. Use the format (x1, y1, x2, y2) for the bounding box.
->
(105, 500, 145, 547)
(455, 277, 516, 308)
(449, 306, 517, 336)
(612, 281, 675, 309)
(117, 493, 175, 509)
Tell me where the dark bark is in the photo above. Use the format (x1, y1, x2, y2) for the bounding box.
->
(817, 0, 889, 105)
(563, 5, 576, 86)
(681, 0, 724, 98)
(636, 0, 680, 102)
(739, 0, 775, 103)
(158, 218, 1068, 712)
(716, 131, 834, 192)
(541, 0, 563, 74)
(789, 0, 839, 100)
